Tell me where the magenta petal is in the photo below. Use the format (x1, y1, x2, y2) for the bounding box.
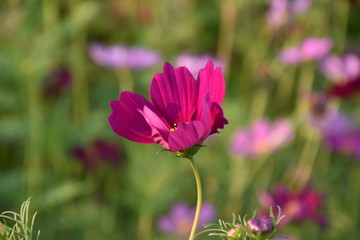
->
(168, 121, 207, 151)
(150, 62, 198, 124)
(196, 92, 213, 136)
(140, 106, 170, 149)
(210, 102, 228, 134)
(198, 61, 225, 105)
(108, 92, 156, 143)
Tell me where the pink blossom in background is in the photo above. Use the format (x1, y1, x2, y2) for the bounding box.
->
(157, 202, 216, 237)
(280, 37, 332, 65)
(259, 185, 327, 228)
(320, 54, 360, 84)
(109, 61, 228, 152)
(175, 53, 225, 77)
(88, 43, 162, 70)
(72, 139, 124, 169)
(230, 119, 293, 158)
(267, 0, 289, 29)
(267, 0, 311, 30)
(291, 0, 311, 14)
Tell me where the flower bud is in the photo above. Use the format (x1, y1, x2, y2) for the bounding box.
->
(247, 216, 274, 235)
(227, 224, 242, 239)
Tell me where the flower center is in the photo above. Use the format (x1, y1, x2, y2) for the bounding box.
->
(170, 122, 188, 132)
(170, 123, 178, 132)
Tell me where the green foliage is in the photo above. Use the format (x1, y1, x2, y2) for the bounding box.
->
(195, 207, 285, 240)
(0, 199, 40, 240)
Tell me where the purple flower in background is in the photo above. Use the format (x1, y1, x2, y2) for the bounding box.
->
(231, 119, 293, 158)
(320, 54, 360, 84)
(89, 43, 162, 70)
(304, 93, 352, 136)
(43, 66, 72, 97)
(325, 131, 360, 157)
(304, 92, 360, 156)
(259, 185, 327, 228)
(157, 202, 216, 237)
(280, 37, 332, 65)
(175, 53, 225, 77)
(72, 139, 124, 169)
(266, 0, 311, 30)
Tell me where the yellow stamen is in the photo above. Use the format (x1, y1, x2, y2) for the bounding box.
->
(170, 123, 178, 132)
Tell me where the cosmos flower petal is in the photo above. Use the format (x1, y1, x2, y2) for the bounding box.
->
(279, 47, 302, 65)
(210, 102, 228, 134)
(301, 37, 332, 60)
(168, 121, 207, 151)
(139, 106, 170, 149)
(196, 92, 213, 136)
(320, 55, 344, 83)
(150, 62, 198, 123)
(343, 54, 360, 80)
(108, 92, 156, 143)
(198, 61, 225, 105)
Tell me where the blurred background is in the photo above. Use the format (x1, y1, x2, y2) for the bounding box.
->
(1, 0, 360, 239)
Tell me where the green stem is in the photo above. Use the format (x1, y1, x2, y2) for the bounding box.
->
(186, 157, 202, 240)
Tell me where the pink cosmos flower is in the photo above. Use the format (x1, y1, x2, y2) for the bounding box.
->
(230, 119, 293, 158)
(108, 61, 228, 152)
(280, 37, 332, 65)
(320, 54, 360, 84)
(259, 185, 327, 228)
(157, 201, 216, 237)
(89, 43, 162, 70)
(175, 53, 225, 77)
(267, 0, 311, 30)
